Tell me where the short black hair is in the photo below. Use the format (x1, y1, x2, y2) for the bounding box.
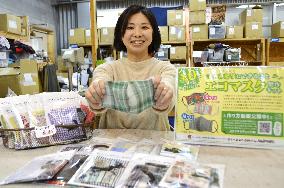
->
(113, 5, 161, 55)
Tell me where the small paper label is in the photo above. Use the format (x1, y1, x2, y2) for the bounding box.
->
(247, 9, 252, 17)
(170, 27, 176, 34)
(252, 24, 258, 30)
(170, 47, 176, 54)
(158, 51, 164, 57)
(102, 28, 108, 35)
(85, 29, 90, 36)
(177, 30, 182, 38)
(210, 27, 215, 35)
(176, 14, 182, 20)
(35, 125, 56, 138)
(192, 51, 202, 58)
(22, 73, 36, 86)
(281, 22, 284, 29)
(70, 29, 74, 36)
(0, 52, 7, 59)
(193, 27, 200, 33)
(229, 28, 235, 35)
(8, 20, 17, 29)
(228, 54, 231, 60)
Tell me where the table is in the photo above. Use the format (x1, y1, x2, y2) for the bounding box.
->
(0, 129, 284, 188)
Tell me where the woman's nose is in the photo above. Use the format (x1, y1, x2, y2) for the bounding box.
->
(133, 28, 142, 37)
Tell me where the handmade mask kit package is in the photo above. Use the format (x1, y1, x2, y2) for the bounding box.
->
(0, 92, 95, 150)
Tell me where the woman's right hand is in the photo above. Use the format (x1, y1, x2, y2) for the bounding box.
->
(85, 80, 106, 110)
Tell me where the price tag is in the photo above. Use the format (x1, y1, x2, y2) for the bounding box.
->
(228, 55, 231, 60)
(35, 125, 57, 138)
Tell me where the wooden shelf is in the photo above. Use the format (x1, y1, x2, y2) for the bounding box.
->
(266, 38, 284, 65)
(190, 38, 266, 67)
(0, 31, 29, 41)
(162, 41, 188, 46)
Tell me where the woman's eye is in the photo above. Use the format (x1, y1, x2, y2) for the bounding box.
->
(126, 26, 134, 30)
(142, 26, 149, 30)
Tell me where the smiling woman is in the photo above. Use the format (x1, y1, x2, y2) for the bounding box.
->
(85, 5, 176, 131)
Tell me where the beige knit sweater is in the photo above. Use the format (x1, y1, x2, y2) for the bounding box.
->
(92, 57, 176, 131)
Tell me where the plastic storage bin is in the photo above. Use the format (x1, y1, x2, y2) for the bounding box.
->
(208, 48, 225, 62)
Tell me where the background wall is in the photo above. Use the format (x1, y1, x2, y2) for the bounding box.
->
(0, 0, 56, 30)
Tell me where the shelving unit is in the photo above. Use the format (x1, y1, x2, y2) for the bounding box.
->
(0, 31, 29, 42)
(266, 38, 284, 66)
(190, 38, 266, 67)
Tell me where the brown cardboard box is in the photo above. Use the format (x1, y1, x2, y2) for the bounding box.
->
(189, 11, 206, 24)
(191, 24, 208, 40)
(69, 28, 85, 45)
(169, 26, 185, 42)
(85, 29, 91, 45)
(0, 14, 21, 35)
(271, 21, 284, 38)
(170, 46, 187, 60)
(239, 8, 263, 24)
(100, 27, 115, 44)
(244, 22, 263, 38)
(158, 26, 168, 42)
(20, 16, 29, 36)
(189, 0, 206, 11)
(19, 59, 40, 95)
(0, 68, 21, 97)
(226, 25, 243, 39)
(167, 10, 184, 26)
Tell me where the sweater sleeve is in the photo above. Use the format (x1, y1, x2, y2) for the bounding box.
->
(92, 62, 115, 82)
(152, 61, 176, 114)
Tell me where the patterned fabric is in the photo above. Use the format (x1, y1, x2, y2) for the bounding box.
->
(48, 106, 81, 125)
(103, 80, 155, 114)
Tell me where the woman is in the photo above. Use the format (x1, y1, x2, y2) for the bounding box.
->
(85, 5, 176, 130)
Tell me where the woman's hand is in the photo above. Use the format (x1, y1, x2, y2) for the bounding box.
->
(152, 76, 173, 111)
(85, 80, 106, 110)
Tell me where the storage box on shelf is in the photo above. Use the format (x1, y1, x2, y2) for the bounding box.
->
(266, 38, 284, 66)
(190, 38, 265, 67)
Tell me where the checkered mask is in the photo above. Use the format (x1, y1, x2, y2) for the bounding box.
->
(103, 80, 155, 113)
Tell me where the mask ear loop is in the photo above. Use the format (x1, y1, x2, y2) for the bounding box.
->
(211, 120, 219, 133)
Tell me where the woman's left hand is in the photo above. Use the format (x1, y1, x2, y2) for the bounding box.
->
(152, 76, 173, 111)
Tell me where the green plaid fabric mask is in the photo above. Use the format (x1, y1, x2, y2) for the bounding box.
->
(103, 80, 155, 114)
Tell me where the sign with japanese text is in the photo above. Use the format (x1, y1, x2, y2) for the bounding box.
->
(175, 67, 284, 148)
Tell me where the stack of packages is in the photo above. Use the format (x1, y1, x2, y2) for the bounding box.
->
(0, 92, 95, 150)
(0, 135, 225, 188)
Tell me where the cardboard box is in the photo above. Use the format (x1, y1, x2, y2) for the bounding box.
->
(244, 22, 263, 38)
(271, 21, 284, 38)
(189, 0, 207, 11)
(209, 25, 226, 39)
(189, 11, 206, 24)
(0, 14, 21, 35)
(0, 68, 21, 97)
(19, 59, 40, 95)
(158, 26, 169, 42)
(226, 26, 243, 39)
(69, 28, 85, 45)
(85, 29, 91, 45)
(191, 24, 208, 40)
(167, 10, 184, 26)
(239, 8, 263, 24)
(170, 46, 187, 60)
(169, 26, 185, 42)
(154, 45, 169, 60)
(100, 27, 115, 44)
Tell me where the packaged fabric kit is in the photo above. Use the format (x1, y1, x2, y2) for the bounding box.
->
(0, 92, 95, 150)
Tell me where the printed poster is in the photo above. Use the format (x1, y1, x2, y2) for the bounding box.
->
(175, 67, 284, 148)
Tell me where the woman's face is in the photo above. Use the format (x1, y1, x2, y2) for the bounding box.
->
(122, 12, 153, 59)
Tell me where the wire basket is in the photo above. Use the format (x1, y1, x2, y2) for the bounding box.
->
(0, 123, 94, 150)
